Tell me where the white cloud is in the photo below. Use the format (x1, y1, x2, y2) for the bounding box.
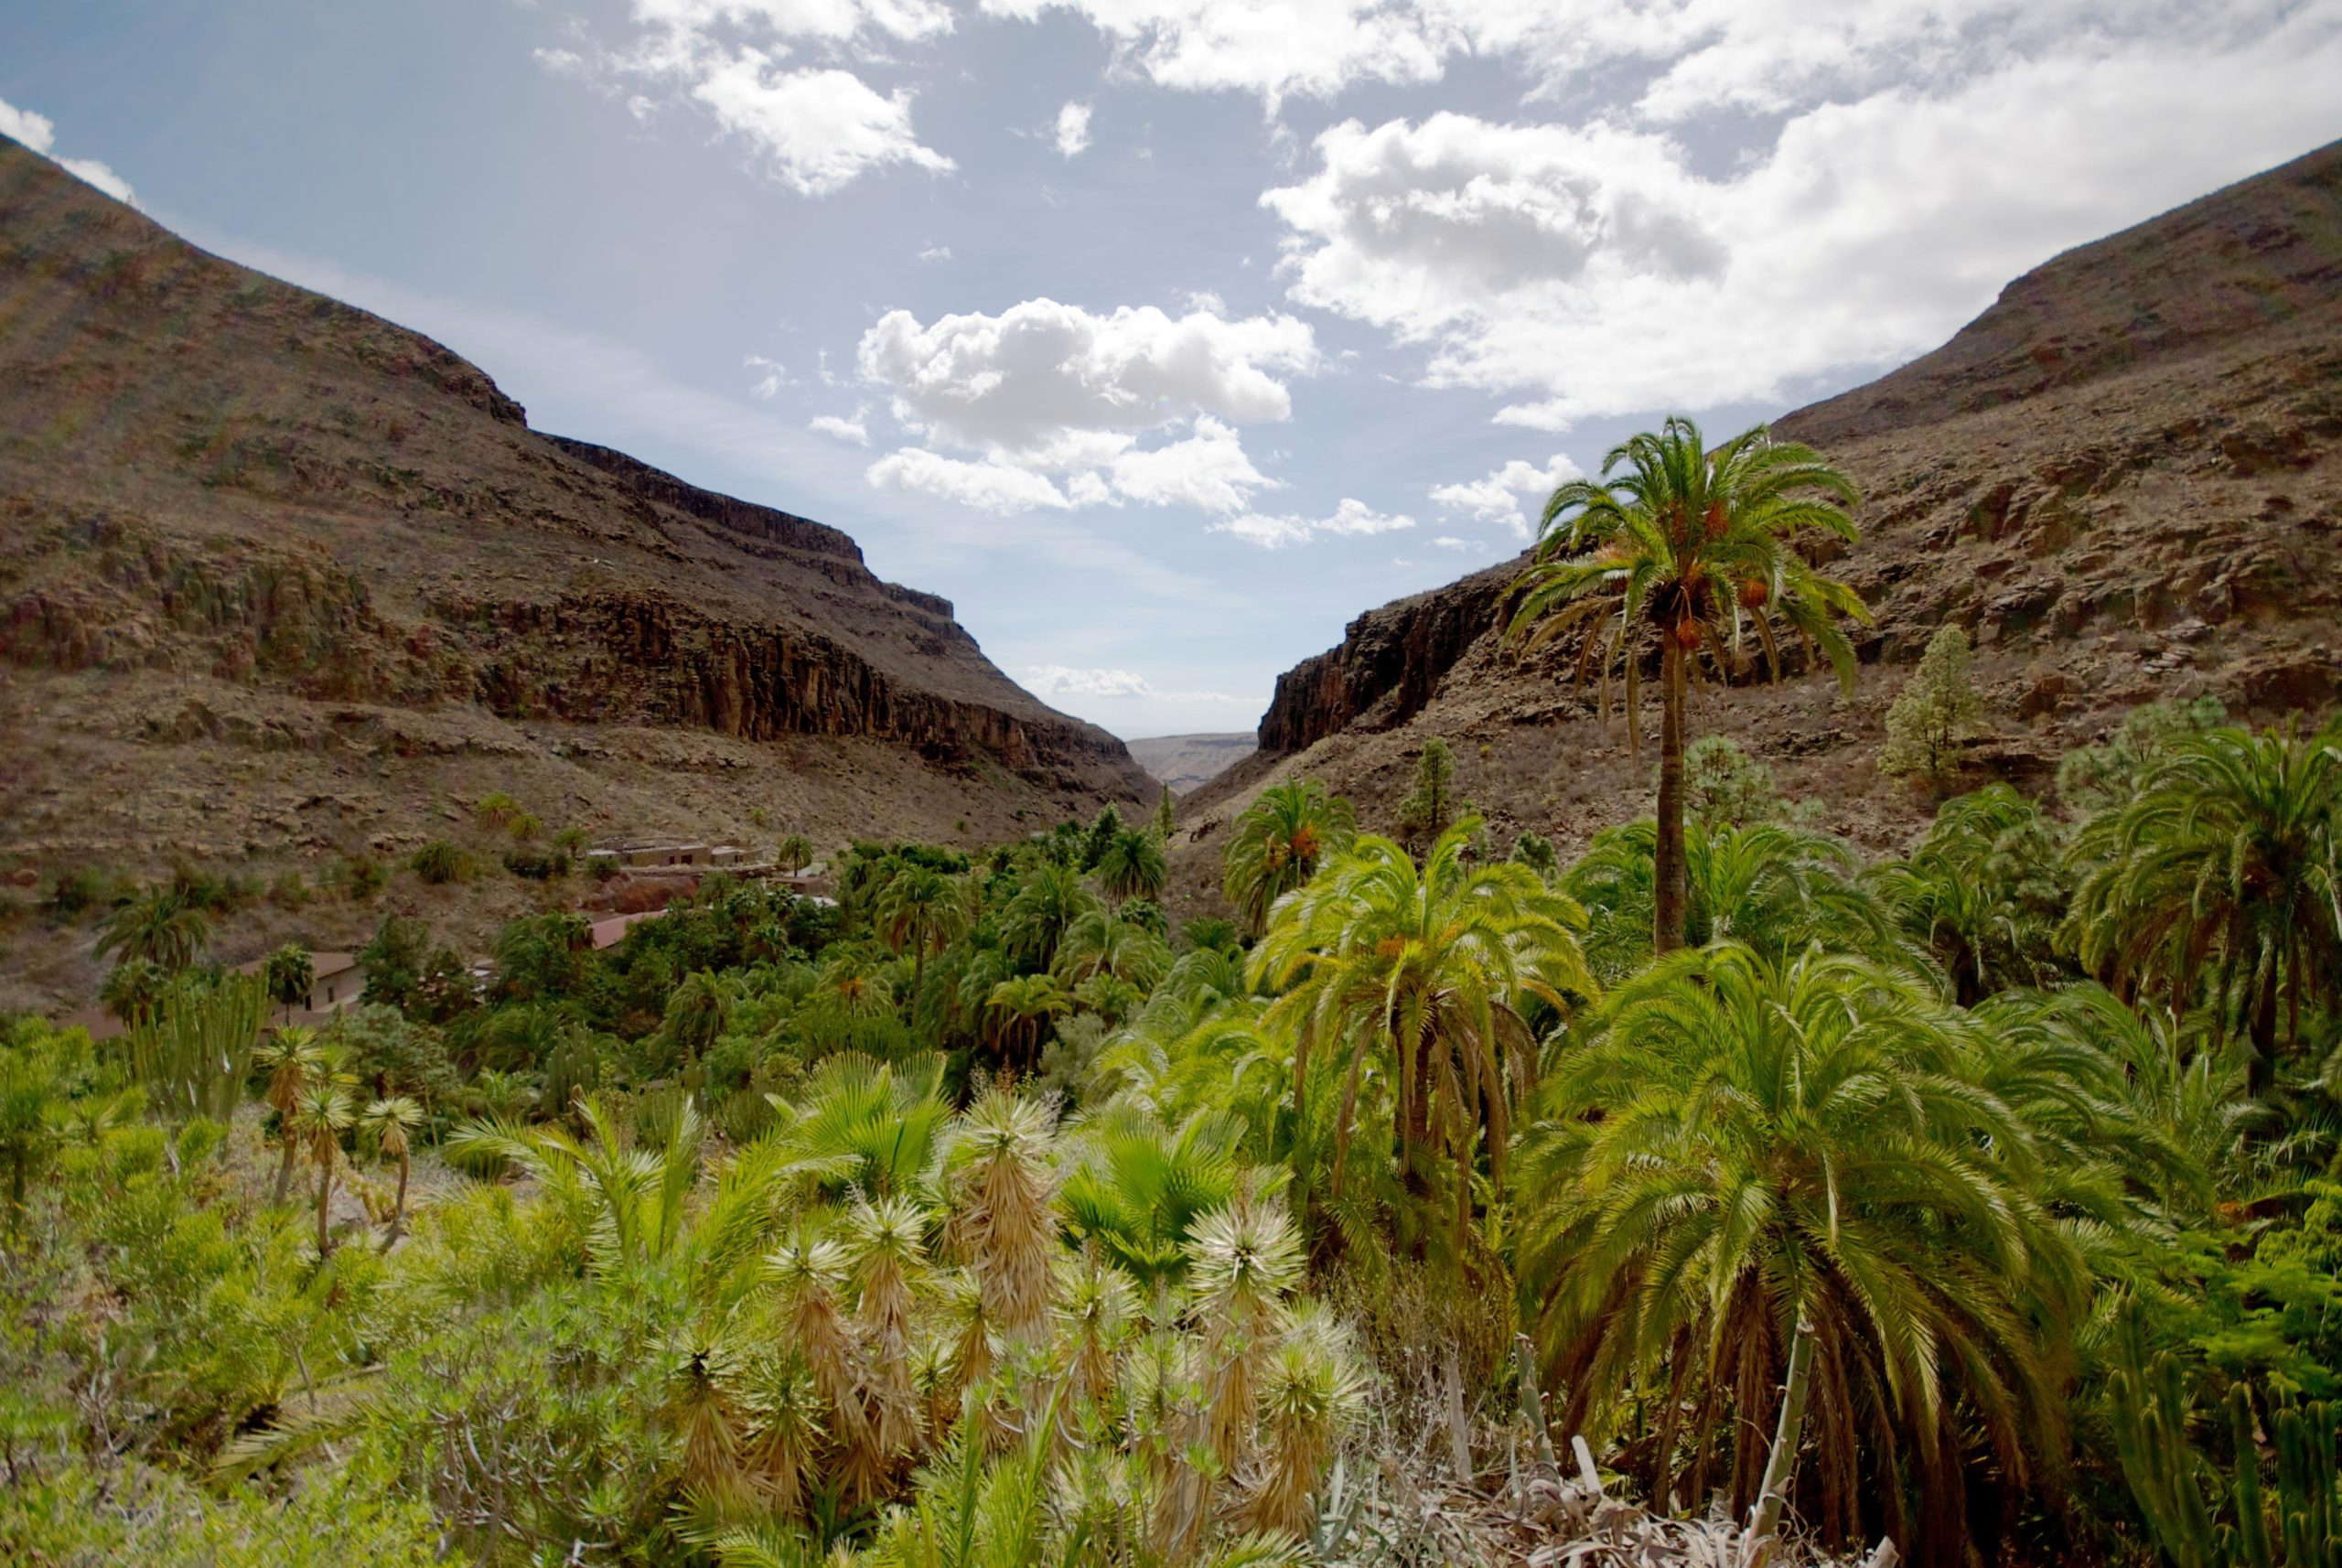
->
(919, 242, 953, 262)
(1429, 452, 1580, 538)
(867, 447, 1080, 513)
(745, 352, 787, 398)
(690, 54, 954, 196)
(1261, 10, 2342, 427)
(1054, 100, 1093, 157)
(857, 296, 1316, 516)
(810, 412, 870, 444)
(1104, 416, 1275, 513)
(1, 96, 136, 207)
(1025, 663, 1153, 698)
(532, 1, 955, 197)
(1212, 496, 1413, 549)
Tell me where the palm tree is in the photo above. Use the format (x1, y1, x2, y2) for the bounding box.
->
(1507, 416, 1864, 952)
(99, 957, 167, 1028)
(254, 1026, 327, 1206)
(776, 833, 815, 876)
(2067, 725, 2342, 1092)
(1000, 861, 1098, 970)
(95, 886, 210, 972)
(983, 975, 1070, 1074)
(294, 1074, 357, 1256)
(1513, 944, 2094, 1561)
(361, 1094, 424, 1243)
(262, 943, 315, 1022)
(940, 1088, 1060, 1343)
(1872, 784, 2071, 1004)
(1096, 827, 1168, 904)
(1251, 818, 1593, 1252)
(1222, 779, 1357, 939)
(1052, 908, 1171, 991)
(1564, 818, 1904, 983)
(875, 864, 969, 997)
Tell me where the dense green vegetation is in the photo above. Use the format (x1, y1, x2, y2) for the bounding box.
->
(5, 431, 2341, 1568)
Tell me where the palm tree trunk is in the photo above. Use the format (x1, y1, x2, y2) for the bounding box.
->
(392, 1153, 410, 1240)
(2248, 955, 2280, 1098)
(1654, 638, 1690, 954)
(314, 1154, 334, 1257)
(273, 1133, 297, 1208)
(1748, 1315, 1819, 1548)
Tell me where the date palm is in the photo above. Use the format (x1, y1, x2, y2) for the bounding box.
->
(2067, 725, 2342, 1092)
(1222, 779, 1356, 939)
(1251, 818, 1593, 1253)
(1513, 943, 2092, 1561)
(983, 974, 1070, 1075)
(876, 865, 970, 997)
(362, 1094, 424, 1243)
(95, 886, 210, 972)
(1001, 860, 1099, 970)
(1508, 416, 1864, 952)
(1096, 827, 1167, 904)
(1564, 818, 1903, 983)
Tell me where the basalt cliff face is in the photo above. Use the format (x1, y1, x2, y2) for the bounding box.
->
(0, 134, 1151, 1004)
(1176, 140, 2342, 907)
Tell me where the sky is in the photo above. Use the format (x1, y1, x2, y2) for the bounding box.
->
(5, 2, 2341, 739)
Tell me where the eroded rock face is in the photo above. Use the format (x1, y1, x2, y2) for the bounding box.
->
(1259, 563, 1522, 753)
(0, 130, 1154, 856)
(1181, 139, 2342, 911)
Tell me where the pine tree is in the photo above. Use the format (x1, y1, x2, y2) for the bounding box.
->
(1880, 626, 1982, 786)
(1396, 737, 1458, 850)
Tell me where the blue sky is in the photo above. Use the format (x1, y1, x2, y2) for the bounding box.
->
(7, 0, 2341, 737)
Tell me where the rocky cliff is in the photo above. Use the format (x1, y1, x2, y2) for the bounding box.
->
(1184, 139, 2342, 905)
(0, 133, 1152, 1005)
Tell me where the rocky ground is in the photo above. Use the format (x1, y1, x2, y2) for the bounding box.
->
(1169, 139, 2342, 915)
(1124, 732, 1257, 796)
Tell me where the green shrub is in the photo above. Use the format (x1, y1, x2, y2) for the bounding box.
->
(409, 841, 469, 886)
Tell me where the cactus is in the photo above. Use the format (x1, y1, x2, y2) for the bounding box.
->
(2110, 1323, 2342, 1568)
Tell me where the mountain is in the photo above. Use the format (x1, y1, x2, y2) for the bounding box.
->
(1123, 733, 1255, 796)
(1175, 139, 2342, 907)
(0, 134, 1152, 1007)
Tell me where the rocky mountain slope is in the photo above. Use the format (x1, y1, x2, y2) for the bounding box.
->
(0, 134, 1151, 1005)
(1124, 733, 1255, 796)
(1175, 139, 2342, 907)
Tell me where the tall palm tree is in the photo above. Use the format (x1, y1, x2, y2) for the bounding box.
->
(1052, 908, 1172, 991)
(95, 886, 211, 972)
(876, 865, 969, 998)
(1507, 416, 1864, 952)
(1222, 779, 1357, 940)
(254, 1026, 326, 1206)
(1563, 818, 1903, 983)
(776, 832, 816, 876)
(361, 1094, 424, 1243)
(262, 943, 316, 1023)
(983, 974, 1070, 1074)
(1512, 943, 2095, 1561)
(2067, 725, 2342, 1092)
(1096, 828, 1167, 904)
(1872, 784, 2072, 1004)
(99, 957, 167, 1028)
(294, 1074, 357, 1257)
(1250, 818, 1593, 1252)
(1000, 861, 1100, 970)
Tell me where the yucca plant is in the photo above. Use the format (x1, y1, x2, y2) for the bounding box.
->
(944, 1089, 1061, 1344)
(255, 1024, 327, 1205)
(294, 1073, 357, 1256)
(361, 1093, 424, 1243)
(846, 1194, 933, 1496)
